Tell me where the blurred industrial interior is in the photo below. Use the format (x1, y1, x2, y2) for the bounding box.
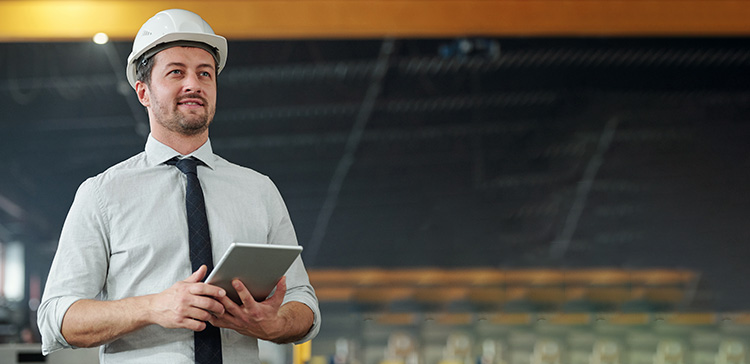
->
(1, 1, 750, 363)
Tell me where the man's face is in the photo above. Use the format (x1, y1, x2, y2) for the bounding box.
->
(139, 46, 217, 136)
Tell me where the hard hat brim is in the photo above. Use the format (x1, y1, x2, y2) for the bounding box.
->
(126, 31, 228, 89)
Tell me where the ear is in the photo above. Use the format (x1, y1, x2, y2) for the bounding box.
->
(135, 81, 150, 108)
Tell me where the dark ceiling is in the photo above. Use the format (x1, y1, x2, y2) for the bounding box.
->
(1, 37, 749, 309)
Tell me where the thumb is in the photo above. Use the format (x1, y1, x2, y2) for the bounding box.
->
(185, 265, 207, 283)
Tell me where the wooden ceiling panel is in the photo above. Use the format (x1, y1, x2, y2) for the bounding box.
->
(1, 0, 749, 42)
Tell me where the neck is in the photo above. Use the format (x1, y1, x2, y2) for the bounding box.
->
(151, 129, 209, 155)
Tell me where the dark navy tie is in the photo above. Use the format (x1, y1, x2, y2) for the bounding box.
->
(169, 157, 223, 364)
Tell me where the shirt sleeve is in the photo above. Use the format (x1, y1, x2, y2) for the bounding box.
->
(37, 178, 111, 355)
(264, 177, 321, 343)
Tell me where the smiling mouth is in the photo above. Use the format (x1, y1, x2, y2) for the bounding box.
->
(177, 95, 207, 107)
(177, 101, 204, 106)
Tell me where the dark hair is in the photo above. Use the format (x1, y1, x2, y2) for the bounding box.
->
(135, 54, 155, 86)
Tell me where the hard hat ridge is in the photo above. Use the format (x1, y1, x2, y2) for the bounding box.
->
(126, 9, 228, 89)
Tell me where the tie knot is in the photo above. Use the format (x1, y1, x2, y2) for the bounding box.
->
(168, 157, 198, 176)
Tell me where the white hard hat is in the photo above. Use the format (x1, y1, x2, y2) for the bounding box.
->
(126, 9, 228, 89)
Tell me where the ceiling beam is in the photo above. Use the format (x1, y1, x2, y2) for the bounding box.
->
(1, 0, 750, 42)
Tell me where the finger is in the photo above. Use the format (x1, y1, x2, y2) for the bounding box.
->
(183, 318, 207, 332)
(185, 265, 207, 283)
(181, 307, 215, 326)
(207, 316, 219, 328)
(190, 295, 226, 316)
(189, 282, 227, 300)
(232, 279, 258, 307)
(216, 293, 241, 316)
(266, 276, 287, 306)
(207, 314, 234, 330)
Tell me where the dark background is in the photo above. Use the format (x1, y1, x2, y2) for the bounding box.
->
(1, 37, 749, 312)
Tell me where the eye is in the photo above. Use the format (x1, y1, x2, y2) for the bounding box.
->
(169, 69, 183, 75)
(200, 71, 213, 78)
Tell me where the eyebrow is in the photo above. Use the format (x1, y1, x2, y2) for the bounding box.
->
(165, 62, 186, 69)
(164, 62, 215, 71)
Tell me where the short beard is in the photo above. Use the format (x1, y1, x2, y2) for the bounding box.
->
(151, 93, 215, 136)
(170, 112, 211, 136)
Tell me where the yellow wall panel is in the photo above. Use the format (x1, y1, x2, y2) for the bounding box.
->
(1, 1, 750, 42)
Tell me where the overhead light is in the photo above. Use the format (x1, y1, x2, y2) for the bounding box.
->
(93, 32, 109, 45)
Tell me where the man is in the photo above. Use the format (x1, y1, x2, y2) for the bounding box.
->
(37, 9, 320, 363)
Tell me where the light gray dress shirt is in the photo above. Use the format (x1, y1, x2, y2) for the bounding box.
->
(38, 135, 321, 363)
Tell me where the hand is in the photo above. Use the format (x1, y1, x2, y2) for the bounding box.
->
(147, 265, 227, 332)
(209, 276, 288, 341)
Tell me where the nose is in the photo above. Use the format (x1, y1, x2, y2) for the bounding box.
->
(182, 71, 203, 93)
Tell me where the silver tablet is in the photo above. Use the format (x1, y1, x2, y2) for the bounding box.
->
(205, 242, 303, 304)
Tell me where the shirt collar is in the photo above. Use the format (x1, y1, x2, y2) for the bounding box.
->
(145, 134, 216, 170)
